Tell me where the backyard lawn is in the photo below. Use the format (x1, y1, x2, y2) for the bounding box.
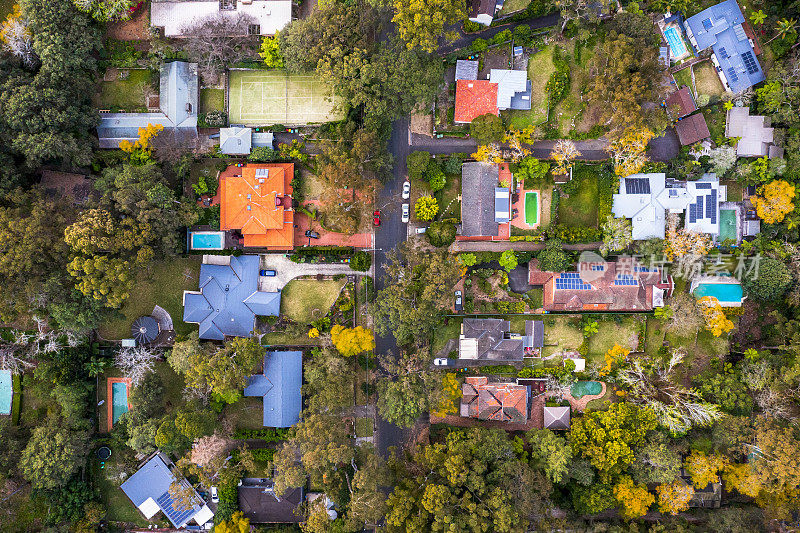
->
(672, 67, 693, 94)
(280, 278, 347, 325)
(504, 46, 552, 128)
(199, 87, 225, 115)
(705, 104, 727, 143)
(558, 173, 599, 227)
(224, 396, 266, 430)
(98, 257, 202, 340)
(95, 69, 155, 112)
(91, 450, 154, 527)
(552, 40, 596, 136)
(693, 61, 725, 97)
(541, 315, 584, 358)
(436, 171, 462, 222)
(499, 0, 530, 14)
(262, 331, 323, 346)
(587, 316, 642, 362)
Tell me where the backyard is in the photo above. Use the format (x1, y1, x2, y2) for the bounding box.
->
(499, 0, 530, 14)
(94, 68, 155, 112)
(693, 61, 725, 97)
(98, 257, 202, 340)
(551, 40, 598, 136)
(199, 87, 225, 115)
(280, 278, 347, 325)
(557, 172, 599, 227)
(223, 396, 266, 431)
(541, 315, 583, 358)
(504, 45, 553, 128)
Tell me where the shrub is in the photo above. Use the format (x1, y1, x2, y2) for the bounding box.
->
(407, 151, 431, 180)
(463, 20, 482, 33)
(513, 24, 533, 46)
(494, 301, 525, 313)
(545, 69, 569, 105)
(248, 146, 281, 162)
(425, 159, 447, 190)
(470, 113, 505, 145)
(471, 38, 488, 53)
(201, 110, 227, 127)
(350, 251, 372, 272)
(426, 221, 457, 247)
(443, 155, 463, 175)
(491, 29, 512, 45)
(499, 250, 518, 272)
(232, 428, 291, 441)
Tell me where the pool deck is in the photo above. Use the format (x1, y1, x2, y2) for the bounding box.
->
(562, 381, 607, 412)
(106, 377, 132, 431)
(511, 184, 540, 230)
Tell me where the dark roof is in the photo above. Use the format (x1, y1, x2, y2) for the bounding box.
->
(508, 79, 532, 110)
(455, 60, 479, 81)
(675, 113, 711, 145)
(525, 320, 544, 348)
(469, 0, 495, 17)
(460, 318, 524, 361)
(243, 351, 302, 427)
(461, 162, 500, 237)
(238, 481, 303, 523)
(39, 170, 94, 203)
(183, 255, 281, 340)
(665, 87, 697, 118)
(543, 406, 570, 430)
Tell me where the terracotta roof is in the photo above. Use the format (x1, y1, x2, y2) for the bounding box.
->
(665, 87, 697, 118)
(460, 378, 528, 423)
(675, 113, 710, 146)
(454, 79, 498, 123)
(219, 163, 295, 249)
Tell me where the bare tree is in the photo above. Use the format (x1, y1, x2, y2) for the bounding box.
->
(0, 11, 37, 68)
(179, 13, 259, 84)
(115, 345, 161, 386)
(191, 433, 233, 469)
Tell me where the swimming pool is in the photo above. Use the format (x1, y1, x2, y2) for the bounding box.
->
(190, 231, 225, 250)
(719, 209, 737, 242)
(525, 191, 539, 225)
(111, 381, 130, 425)
(664, 26, 688, 58)
(0, 370, 12, 415)
(571, 380, 603, 399)
(693, 282, 743, 304)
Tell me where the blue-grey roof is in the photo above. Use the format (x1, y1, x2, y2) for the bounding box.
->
(244, 351, 302, 427)
(685, 0, 764, 93)
(509, 80, 532, 110)
(461, 162, 500, 237)
(183, 255, 280, 340)
(120, 453, 204, 528)
(252, 131, 275, 148)
(455, 60, 479, 81)
(220, 127, 252, 155)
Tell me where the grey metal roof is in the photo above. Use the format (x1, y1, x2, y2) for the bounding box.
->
(182, 255, 280, 340)
(460, 318, 524, 361)
(220, 127, 252, 155)
(508, 80, 532, 110)
(461, 162, 500, 237)
(525, 320, 544, 348)
(494, 187, 510, 223)
(489, 69, 529, 110)
(244, 351, 302, 427)
(252, 131, 275, 148)
(543, 406, 570, 430)
(455, 60, 479, 81)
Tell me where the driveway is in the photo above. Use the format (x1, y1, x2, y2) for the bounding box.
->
(438, 13, 561, 55)
(257, 254, 372, 292)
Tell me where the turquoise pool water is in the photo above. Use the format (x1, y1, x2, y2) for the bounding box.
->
(693, 282, 743, 303)
(571, 380, 602, 399)
(664, 26, 687, 57)
(719, 209, 737, 242)
(111, 382, 129, 424)
(0, 370, 11, 415)
(190, 231, 224, 250)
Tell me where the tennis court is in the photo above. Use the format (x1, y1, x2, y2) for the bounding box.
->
(228, 70, 345, 125)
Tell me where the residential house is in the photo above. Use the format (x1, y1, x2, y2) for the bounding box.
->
(219, 163, 295, 249)
(219, 126, 275, 155)
(458, 162, 513, 240)
(664, 87, 711, 146)
(528, 259, 672, 312)
(612, 173, 722, 239)
(454, 61, 531, 123)
(726, 106, 784, 158)
(543, 405, 570, 430)
(458, 318, 543, 361)
(684, 0, 765, 94)
(691, 275, 745, 307)
(183, 255, 281, 340)
(678, 466, 722, 508)
(665, 86, 697, 119)
(151, 0, 292, 37)
(238, 478, 303, 524)
(460, 376, 528, 422)
(98, 61, 198, 148)
(468, 0, 504, 26)
(120, 452, 214, 528)
(243, 351, 302, 427)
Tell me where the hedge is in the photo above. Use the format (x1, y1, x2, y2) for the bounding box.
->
(477, 365, 518, 375)
(233, 427, 291, 442)
(250, 448, 276, 462)
(215, 480, 239, 523)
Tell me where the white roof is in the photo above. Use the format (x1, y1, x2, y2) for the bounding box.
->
(571, 358, 585, 372)
(726, 107, 774, 157)
(220, 126, 252, 155)
(489, 69, 528, 109)
(151, 0, 292, 37)
(193, 504, 214, 526)
(459, 336, 478, 359)
(139, 497, 160, 519)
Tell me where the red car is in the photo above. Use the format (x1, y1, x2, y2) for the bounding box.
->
(373, 210, 381, 226)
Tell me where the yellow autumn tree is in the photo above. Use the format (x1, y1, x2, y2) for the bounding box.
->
(431, 373, 461, 417)
(613, 476, 655, 520)
(723, 462, 763, 498)
(683, 451, 727, 489)
(751, 180, 795, 224)
(697, 296, 735, 337)
(600, 344, 630, 376)
(307, 327, 320, 338)
(330, 325, 375, 357)
(471, 143, 503, 164)
(213, 511, 250, 533)
(608, 127, 654, 177)
(503, 127, 535, 162)
(551, 139, 581, 176)
(119, 123, 164, 164)
(656, 480, 694, 515)
(392, 0, 465, 53)
(664, 213, 711, 261)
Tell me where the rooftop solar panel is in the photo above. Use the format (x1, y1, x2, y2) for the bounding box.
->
(626, 178, 651, 195)
(695, 182, 711, 189)
(696, 196, 704, 219)
(742, 51, 759, 75)
(156, 491, 195, 527)
(689, 203, 696, 224)
(734, 23, 747, 41)
(702, 18, 713, 30)
(709, 189, 717, 223)
(706, 194, 714, 219)
(727, 68, 739, 83)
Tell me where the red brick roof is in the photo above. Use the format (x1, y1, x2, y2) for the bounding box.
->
(461, 377, 528, 422)
(675, 113, 711, 146)
(454, 79, 498, 123)
(665, 87, 697, 118)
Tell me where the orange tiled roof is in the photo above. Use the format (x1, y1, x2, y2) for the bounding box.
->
(454, 79, 499, 123)
(219, 163, 295, 249)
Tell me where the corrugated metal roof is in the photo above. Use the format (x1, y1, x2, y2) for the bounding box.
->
(244, 351, 302, 427)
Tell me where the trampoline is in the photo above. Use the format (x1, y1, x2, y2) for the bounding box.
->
(97, 446, 112, 460)
(131, 316, 159, 344)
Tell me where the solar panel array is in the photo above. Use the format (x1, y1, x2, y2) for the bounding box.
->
(702, 18, 713, 30)
(614, 275, 639, 286)
(718, 46, 728, 58)
(625, 178, 651, 194)
(555, 273, 592, 290)
(727, 68, 739, 83)
(707, 190, 717, 223)
(742, 51, 759, 74)
(156, 491, 196, 527)
(695, 182, 712, 189)
(634, 266, 653, 272)
(696, 195, 704, 216)
(734, 23, 748, 41)
(591, 265, 605, 271)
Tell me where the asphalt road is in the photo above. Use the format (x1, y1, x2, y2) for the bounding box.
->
(374, 118, 412, 457)
(439, 13, 561, 55)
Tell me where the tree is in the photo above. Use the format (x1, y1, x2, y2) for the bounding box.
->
(630, 433, 682, 485)
(708, 145, 738, 175)
(525, 429, 572, 483)
(613, 476, 654, 520)
(425, 220, 457, 247)
(67, 255, 134, 309)
(191, 433, 232, 470)
(304, 346, 355, 413)
(537, 240, 571, 272)
(179, 13, 259, 83)
(723, 462, 762, 498)
(664, 213, 711, 264)
(330, 325, 375, 357)
(499, 250, 518, 272)
(377, 372, 428, 428)
(20, 423, 89, 489)
(695, 360, 753, 414)
(751, 180, 795, 224)
(684, 451, 727, 489)
(600, 343, 630, 376)
(259, 34, 283, 68)
(392, 0, 465, 52)
(214, 510, 250, 533)
(407, 151, 431, 180)
(697, 296, 735, 337)
(664, 293, 704, 337)
(459, 253, 477, 267)
(515, 157, 550, 188)
(767, 18, 797, 43)
(750, 9, 767, 25)
(414, 195, 439, 221)
(742, 256, 792, 301)
(469, 113, 505, 145)
(0, 5, 35, 67)
(607, 127, 654, 176)
(656, 480, 694, 515)
(350, 251, 371, 272)
(600, 216, 633, 255)
(425, 160, 446, 191)
(115, 346, 160, 386)
(118, 123, 164, 164)
(72, 0, 136, 21)
(551, 139, 580, 175)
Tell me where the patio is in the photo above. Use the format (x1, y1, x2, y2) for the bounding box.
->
(511, 185, 541, 230)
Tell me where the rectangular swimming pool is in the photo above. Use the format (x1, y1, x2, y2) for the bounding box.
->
(111, 381, 129, 424)
(525, 191, 539, 225)
(190, 231, 225, 250)
(719, 209, 737, 242)
(0, 370, 12, 415)
(693, 282, 743, 303)
(664, 26, 688, 58)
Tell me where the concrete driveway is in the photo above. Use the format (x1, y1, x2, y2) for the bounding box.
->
(258, 254, 373, 292)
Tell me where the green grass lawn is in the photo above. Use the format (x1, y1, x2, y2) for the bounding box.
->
(433, 317, 462, 355)
(280, 279, 347, 325)
(693, 61, 725, 97)
(587, 317, 641, 363)
(558, 173, 599, 227)
(95, 69, 154, 112)
(672, 67, 693, 94)
(224, 396, 266, 430)
(262, 331, 322, 346)
(542, 315, 584, 357)
(98, 257, 202, 341)
(199, 88, 225, 115)
(504, 46, 553, 128)
(552, 40, 595, 135)
(526, 288, 543, 308)
(645, 317, 666, 355)
(18, 374, 56, 429)
(499, 0, 530, 14)
(355, 418, 374, 437)
(723, 180, 743, 202)
(436, 172, 462, 222)
(91, 451, 153, 527)
(705, 103, 727, 143)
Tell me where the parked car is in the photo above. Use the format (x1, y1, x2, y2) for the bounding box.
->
(402, 181, 411, 199)
(210, 486, 219, 503)
(454, 290, 463, 311)
(416, 227, 427, 234)
(433, 358, 451, 366)
(373, 210, 381, 226)
(305, 230, 320, 239)
(401, 203, 409, 223)
(260, 269, 276, 277)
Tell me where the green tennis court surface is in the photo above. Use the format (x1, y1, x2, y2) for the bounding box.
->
(525, 191, 539, 225)
(228, 70, 345, 125)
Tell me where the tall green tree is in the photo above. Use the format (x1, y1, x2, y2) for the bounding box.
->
(19, 423, 89, 490)
(392, 0, 465, 52)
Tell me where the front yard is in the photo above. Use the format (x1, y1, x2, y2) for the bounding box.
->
(435, 166, 462, 222)
(280, 278, 347, 325)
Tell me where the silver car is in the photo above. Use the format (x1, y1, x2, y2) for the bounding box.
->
(401, 203, 410, 223)
(402, 181, 411, 199)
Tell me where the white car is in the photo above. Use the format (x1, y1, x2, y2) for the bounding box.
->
(415, 227, 427, 234)
(402, 181, 411, 199)
(401, 203, 410, 223)
(433, 358, 451, 366)
(210, 486, 219, 503)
